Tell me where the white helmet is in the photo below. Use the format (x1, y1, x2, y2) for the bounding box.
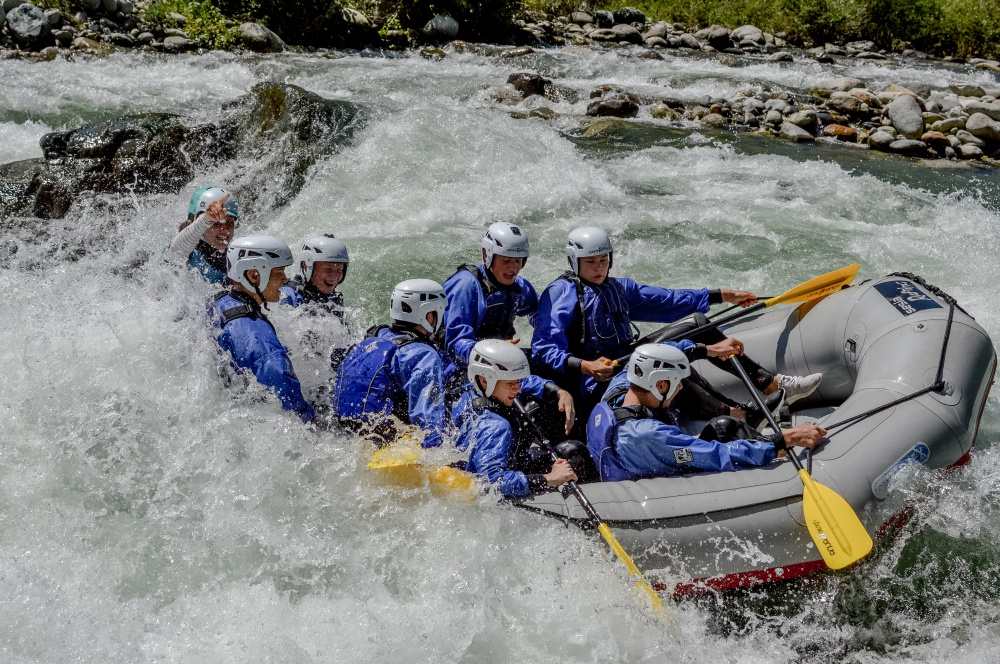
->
(299, 233, 349, 282)
(226, 234, 293, 294)
(627, 343, 690, 403)
(194, 186, 240, 221)
(468, 339, 531, 398)
(481, 222, 529, 269)
(566, 226, 613, 274)
(390, 279, 447, 336)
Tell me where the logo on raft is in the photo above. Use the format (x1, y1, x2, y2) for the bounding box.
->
(874, 280, 942, 317)
(871, 442, 931, 499)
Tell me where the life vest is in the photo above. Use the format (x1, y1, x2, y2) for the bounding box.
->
(189, 242, 228, 285)
(586, 402, 649, 482)
(331, 325, 428, 423)
(457, 264, 517, 340)
(212, 290, 274, 331)
(469, 396, 550, 475)
(558, 272, 639, 360)
(285, 275, 346, 316)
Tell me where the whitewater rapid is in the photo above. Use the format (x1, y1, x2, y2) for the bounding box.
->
(2, 47, 999, 663)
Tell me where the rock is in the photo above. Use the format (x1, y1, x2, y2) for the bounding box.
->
(609, 23, 641, 44)
(732, 24, 763, 43)
(930, 117, 966, 132)
(786, 109, 817, 131)
(956, 129, 985, 146)
(42, 7, 59, 27)
(677, 33, 700, 49)
(854, 51, 887, 60)
(650, 103, 678, 120)
(846, 40, 875, 52)
(868, 131, 895, 151)
(824, 43, 847, 56)
(587, 92, 638, 118)
(950, 84, 985, 98)
(644, 37, 667, 49)
(2, 0, 22, 11)
(79, 0, 99, 10)
(105, 31, 133, 46)
(810, 77, 864, 96)
(163, 28, 187, 38)
(570, 11, 592, 25)
(6, 2, 51, 48)
(764, 98, 790, 113)
(962, 100, 1000, 121)
(101, 0, 116, 13)
(421, 13, 457, 41)
(612, 7, 645, 25)
(161, 36, 193, 52)
(974, 62, 1000, 73)
(958, 143, 983, 159)
(53, 28, 72, 45)
(821, 124, 858, 142)
(701, 113, 726, 127)
(827, 91, 867, 116)
(848, 88, 880, 108)
(887, 94, 924, 139)
(238, 22, 285, 52)
(500, 47, 534, 58)
(117, 0, 132, 13)
(779, 121, 814, 142)
(587, 29, 617, 42)
(507, 72, 549, 98)
(593, 10, 613, 28)
(966, 113, 1000, 142)
(166, 11, 185, 26)
(638, 48, 663, 59)
(921, 131, 949, 151)
(419, 46, 445, 60)
(764, 109, 783, 127)
(700, 24, 731, 49)
(643, 21, 669, 39)
(136, 31, 152, 45)
(889, 139, 928, 156)
(71, 35, 106, 51)
(766, 51, 792, 62)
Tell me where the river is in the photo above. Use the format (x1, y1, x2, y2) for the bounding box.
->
(2, 46, 1000, 663)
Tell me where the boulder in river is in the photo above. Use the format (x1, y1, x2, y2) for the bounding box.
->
(612, 7, 645, 25)
(957, 143, 984, 159)
(963, 100, 1000, 121)
(570, 11, 592, 25)
(698, 24, 731, 49)
(826, 91, 868, 117)
(610, 23, 641, 44)
(887, 94, 925, 139)
(966, 113, 1000, 142)
(677, 33, 700, 49)
(6, 2, 51, 48)
(423, 14, 459, 41)
(731, 24, 763, 44)
(950, 84, 985, 98)
(593, 10, 613, 28)
(930, 117, 965, 133)
(821, 124, 858, 142)
(956, 129, 985, 146)
(779, 121, 814, 142)
(161, 35, 193, 52)
(920, 131, 949, 151)
(586, 92, 638, 118)
(786, 110, 817, 132)
(238, 22, 286, 53)
(643, 21, 669, 39)
(868, 131, 895, 151)
(507, 72, 550, 98)
(889, 139, 929, 157)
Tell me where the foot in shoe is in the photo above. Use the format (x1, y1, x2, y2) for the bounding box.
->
(777, 372, 822, 405)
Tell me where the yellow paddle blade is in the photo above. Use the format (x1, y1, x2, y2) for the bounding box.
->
(765, 264, 860, 308)
(597, 523, 667, 616)
(368, 446, 425, 488)
(799, 469, 874, 570)
(427, 466, 478, 500)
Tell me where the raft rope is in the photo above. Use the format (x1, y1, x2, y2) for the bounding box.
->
(824, 273, 959, 434)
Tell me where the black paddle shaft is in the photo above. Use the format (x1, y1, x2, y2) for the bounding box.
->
(728, 358, 806, 473)
(513, 399, 604, 526)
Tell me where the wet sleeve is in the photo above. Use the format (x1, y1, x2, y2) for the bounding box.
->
(468, 418, 530, 498)
(279, 285, 302, 308)
(519, 374, 550, 400)
(517, 278, 540, 319)
(443, 272, 482, 368)
(530, 280, 579, 375)
(620, 278, 712, 323)
(227, 320, 315, 423)
(396, 344, 448, 448)
(168, 214, 212, 262)
(621, 419, 775, 474)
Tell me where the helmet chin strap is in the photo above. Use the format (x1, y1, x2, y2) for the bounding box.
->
(250, 272, 269, 310)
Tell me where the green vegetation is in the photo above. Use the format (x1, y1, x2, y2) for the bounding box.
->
(589, 0, 1000, 58)
(142, 0, 236, 48)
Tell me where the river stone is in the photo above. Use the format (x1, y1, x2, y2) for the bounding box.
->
(587, 28, 618, 42)
(106, 32, 133, 46)
(650, 103, 678, 120)
(6, 3, 51, 47)
(868, 131, 894, 150)
(43, 7, 59, 26)
(810, 77, 864, 96)
(958, 143, 983, 159)
(956, 129, 985, 146)
(609, 23, 641, 43)
(887, 94, 924, 138)
(766, 51, 793, 62)
(854, 51, 887, 60)
(507, 72, 549, 98)
(827, 91, 867, 116)
(423, 14, 458, 41)
(53, 28, 73, 45)
(238, 22, 285, 52)
(1, 0, 21, 11)
(889, 139, 928, 156)
(161, 35, 193, 52)
(950, 84, 985, 98)
(163, 28, 188, 38)
(612, 7, 645, 25)
(117, 0, 132, 13)
(930, 117, 965, 132)
(644, 36, 667, 48)
(822, 124, 858, 142)
(699, 24, 731, 49)
(848, 88, 880, 108)
(786, 110, 817, 131)
(963, 100, 1000, 121)
(101, 0, 116, 13)
(779, 121, 814, 142)
(570, 11, 592, 25)
(587, 92, 639, 118)
(764, 99, 790, 114)
(593, 10, 613, 28)
(732, 24, 763, 44)
(701, 113, 725, 127)
(966, 113, 1000, 142)
(71, 35, 106, 51)
(136, 31, 152, 45)
(643, 21, 669, 39)
(677, 33, 700, 49)
(921, 131, 949, 151)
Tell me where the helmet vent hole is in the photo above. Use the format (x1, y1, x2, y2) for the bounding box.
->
(401, 302, 412, 313)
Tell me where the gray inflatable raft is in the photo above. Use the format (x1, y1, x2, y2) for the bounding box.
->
(517, 274, 996, 592)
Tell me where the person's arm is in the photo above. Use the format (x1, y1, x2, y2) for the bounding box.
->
(443, 272, 482, 368)
(169, 214, 212, 262)
(467, 418, 537, 498)
(395, 343, 448, 448)
(621, 419, 776, 473)
(620, 277, 714, 323)
(517, 277, 539, 320)
(530, 280, 580, 376)
(279, 284, 302, 307)
(520, 374, 575, 434)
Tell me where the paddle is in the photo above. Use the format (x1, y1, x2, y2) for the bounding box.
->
(514, 400, 668, 617)
(615, 264, 861, 365)
(727, 357, 873, 570)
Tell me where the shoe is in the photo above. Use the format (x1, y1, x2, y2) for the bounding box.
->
(777, 373, 823, 405)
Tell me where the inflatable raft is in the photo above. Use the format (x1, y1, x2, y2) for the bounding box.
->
(516, 273, 997, 592)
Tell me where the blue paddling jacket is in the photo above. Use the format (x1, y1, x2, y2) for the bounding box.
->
(209, 290, 315, 423)
(531, 272, 716, 398)
(442, 264, 538, 387)
(280, 275, 346, 318)
(451, 374, 554, 439)
(189, 244, 228, 285)
(331, 325, 448, 448)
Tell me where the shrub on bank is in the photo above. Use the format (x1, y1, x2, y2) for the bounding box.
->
(142, 0, 236, 48)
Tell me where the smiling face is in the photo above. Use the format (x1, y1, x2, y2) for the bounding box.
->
(491, 378, 522, 406)
(308, 261, 346, 294)
(486, 253, 526, 286)
(246, 266, 288, 303)
(202, 218, 236, 252)
(578, 254, 610, 284)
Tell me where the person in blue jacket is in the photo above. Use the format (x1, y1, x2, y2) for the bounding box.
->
(280, 233, 350, 317)
(587, 343, 826, 482)
(442, 222, 538, 399)
(531, 226, 822, 415)
(209, 234, 316, 423)
(331, 279, 450, 447)
(171, 186, 240, 284)
(459, 340, 584, 498)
